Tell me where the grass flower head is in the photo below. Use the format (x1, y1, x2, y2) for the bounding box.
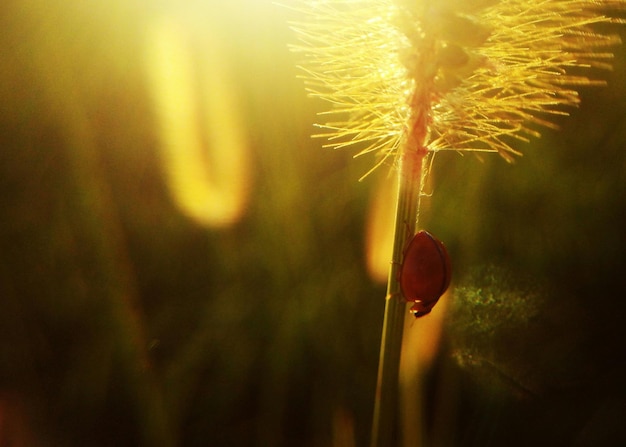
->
(291, 0, 626, 173)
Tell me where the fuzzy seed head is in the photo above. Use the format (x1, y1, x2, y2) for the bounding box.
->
(290, 0, 626, 173)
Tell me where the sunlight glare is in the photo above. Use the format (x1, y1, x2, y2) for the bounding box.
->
(145, 16, 250, 227)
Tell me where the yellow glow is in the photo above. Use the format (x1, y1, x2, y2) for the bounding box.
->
(145, 16, 250, 227)
(399, 294, 448, 447)
(293, 0, 626, 172)
(365, 174, 397, 283)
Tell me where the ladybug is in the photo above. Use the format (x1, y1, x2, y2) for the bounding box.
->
(399, 230, 452, 318)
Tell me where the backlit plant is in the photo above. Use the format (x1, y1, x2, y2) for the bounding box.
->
(290, 1, 626, 445)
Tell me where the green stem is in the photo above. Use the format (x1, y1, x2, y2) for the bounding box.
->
(370, 145, 427, 447)
(34, 30, 175, 444)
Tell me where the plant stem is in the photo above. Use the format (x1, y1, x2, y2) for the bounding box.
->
(370, 150, 428, 447)
(371, 84, 431, 447)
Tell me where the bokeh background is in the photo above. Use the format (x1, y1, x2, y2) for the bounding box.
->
(1, 1, 625, 446)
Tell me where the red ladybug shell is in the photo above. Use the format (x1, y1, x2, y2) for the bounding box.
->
(399, 230, 451, 317)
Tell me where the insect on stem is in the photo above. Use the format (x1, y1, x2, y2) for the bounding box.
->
(291, 2, 626, 446)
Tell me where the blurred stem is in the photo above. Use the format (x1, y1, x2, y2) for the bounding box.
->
(371, 88, 430, 447)
(65, 125, 175, 447)
(34, 27, 175, 444)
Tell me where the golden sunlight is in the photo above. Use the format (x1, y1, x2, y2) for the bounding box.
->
(144, 16, 250, 227)
(365, 174, 396, 283)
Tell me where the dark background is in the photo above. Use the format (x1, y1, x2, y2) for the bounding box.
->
(1, 1, 625, 446)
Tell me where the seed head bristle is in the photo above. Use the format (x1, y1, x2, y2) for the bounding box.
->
(290, 0, 626, 173)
